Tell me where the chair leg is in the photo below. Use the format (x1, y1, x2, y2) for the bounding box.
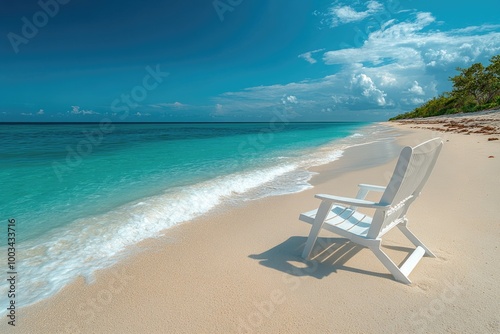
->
(370, 244, 412, 284)
(302, 201, 333, 260)
(398, 223, 436, 257)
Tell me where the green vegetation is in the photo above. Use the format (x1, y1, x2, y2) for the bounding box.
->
(390, 54, 500, 120)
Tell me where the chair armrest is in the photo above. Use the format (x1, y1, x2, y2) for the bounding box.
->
(358, 184, 386, 192)
(315, 194, 390, 209)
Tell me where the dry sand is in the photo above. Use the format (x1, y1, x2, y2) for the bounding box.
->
(10, 118, 500, 334)
(393, 108, 500, 138)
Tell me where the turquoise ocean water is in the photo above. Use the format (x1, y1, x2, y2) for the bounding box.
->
(0, 122, 393, 310)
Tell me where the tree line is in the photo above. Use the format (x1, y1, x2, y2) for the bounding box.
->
(390, 54, 500, 120)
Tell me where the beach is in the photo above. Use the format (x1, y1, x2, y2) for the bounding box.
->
(10, 118, 500, 334)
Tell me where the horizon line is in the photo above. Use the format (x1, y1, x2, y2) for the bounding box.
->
(0, 121, 372, 125)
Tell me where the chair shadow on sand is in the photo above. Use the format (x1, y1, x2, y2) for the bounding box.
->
(249, 236, 393, 280)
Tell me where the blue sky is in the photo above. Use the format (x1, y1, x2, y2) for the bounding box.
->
(1, 0, 499, 122)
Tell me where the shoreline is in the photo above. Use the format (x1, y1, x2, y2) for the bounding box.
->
(390, 109, 500, 137)
(11, 122, 500, 333)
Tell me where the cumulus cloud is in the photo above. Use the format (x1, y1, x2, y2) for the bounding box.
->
(379, 74, 397, 87)
(328, 0, 384, 27)
(37, 109, 44, 115)
(284, 95, 298, 104)
(68, 106, 99, 115)
(351, 73, 387, 106)
(408, 81, 425, 95)
(298, 49, 325, 64)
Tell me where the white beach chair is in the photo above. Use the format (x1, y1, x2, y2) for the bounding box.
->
(300, 138, 443, 284)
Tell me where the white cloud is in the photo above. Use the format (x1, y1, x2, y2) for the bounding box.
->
(329, 1, 384, 27)
(298, 49, 325, 64)
(132, 111, 151, 117)
(150, 102, 187, 109)
(284, 95, 298, 104)
(379, 73, 397, 86)
(21, 109, 45, 116)
(211, 103, 226, 116)
(351, 74, 387, 106)
(331, 95, 352, 105)
(401, 97, 426, 105)
(408, 81, 425, 95)
(68, 106, 99, 115)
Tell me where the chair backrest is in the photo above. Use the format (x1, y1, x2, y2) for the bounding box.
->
(367, 138, 443, 239)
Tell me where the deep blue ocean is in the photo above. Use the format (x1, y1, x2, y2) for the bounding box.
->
(0, 122, 392, 310)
